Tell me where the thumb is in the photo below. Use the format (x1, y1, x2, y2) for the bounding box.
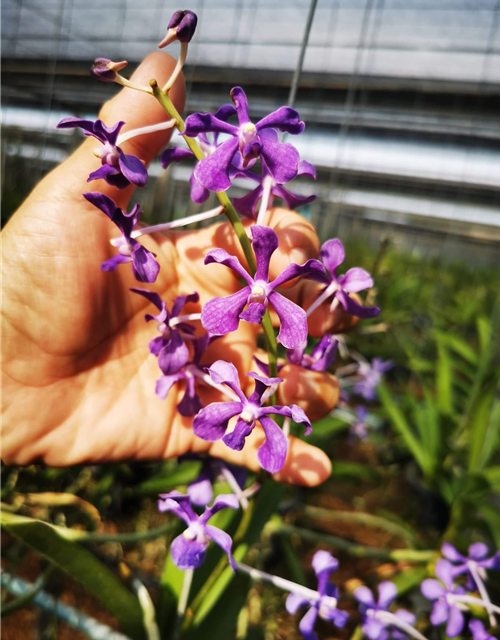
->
(39, 51, 185, 211)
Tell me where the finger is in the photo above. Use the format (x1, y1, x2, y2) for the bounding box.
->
(277, 364, 339, 422)
(36, 52, 185, 211)
(206, 428, 332, 487)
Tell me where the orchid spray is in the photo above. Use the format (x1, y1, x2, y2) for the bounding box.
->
(53, 9, 500, 640)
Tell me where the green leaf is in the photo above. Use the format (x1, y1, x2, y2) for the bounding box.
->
(479, 504, 500, 548)
(482, 466, 500, 491)
(1, 511, 146, 640)
(432, 330, 478, 366)
(378, 383, 430, 475)
(158, 552, 185, 639)
(468, 392, 500, 473)
(136, 460, 202, 495)
(436, 343, 453, 416)
(392, 567, 428, 594)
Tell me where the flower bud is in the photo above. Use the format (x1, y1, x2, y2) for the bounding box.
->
(90, 58, 128, 82)
(158, 10, 198, 48)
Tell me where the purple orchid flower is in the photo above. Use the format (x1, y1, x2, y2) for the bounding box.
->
(83, 193, 159, 283)
(287, 335, 338, 372)
(469, 620, 495, 640)
(155, 335, 212, 417)
(130, 288, 199, 375)
(286, 551, 349, 640)
(57, 118, 147, 189)
(308, 238, 380, 319)
(183, 87, 304, 192)
(355, 582, 416, 640)
(179, 454, 247, 507)
(192, 360, 312, 474)
(201, 225, 325, 350)
(441, 542, 500, 588)
(354, 358, 393, 401)
(158, 491, 238, 571)
(160, 104, 238, 204)
(421, 559, 466, 638)
(233, 153, 316, 219)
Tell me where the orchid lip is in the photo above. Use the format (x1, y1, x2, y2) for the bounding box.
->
(240, 409, 255, 423)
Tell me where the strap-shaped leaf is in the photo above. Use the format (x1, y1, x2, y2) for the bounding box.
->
(1, 511, 146, 640)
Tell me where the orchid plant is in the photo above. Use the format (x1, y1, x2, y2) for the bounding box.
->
(52, 9, 499, 640)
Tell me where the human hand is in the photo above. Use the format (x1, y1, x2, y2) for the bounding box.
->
(1, 53, 345, 486)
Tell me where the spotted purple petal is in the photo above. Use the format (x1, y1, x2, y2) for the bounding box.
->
(421, 579, 445, 600)
(177, 375, 203, 417)
(160, 147, 194, 169)
(256, 106, 305, 135)
(118, 151, 148, 187)
(354, 586, 375, 606)
(101, 253, 131, 272)
(131, 244, 160, 283)
(446, 605, 464, 638)
(222, 418, 254, 451)
(268, 291, 308, 349)
(155, 371, 185, 400)
(158, 332, 189, 375)
(251, 225, 279, 281)
(204, 249, 253, 285)
(194, 137, 240, 191)
(286, 592, 311, 614)
(259, 137, 299, 184)
(299, 605, 319, 640)
(184, 112, 238, 137)
(320, 238, 345, 274)
(208, 360, 247, 402)
(193, 401, 243, 441)
(338, 267, 374, 293)
(269, 259, 325, 290)
(201, 287, 250, 336)
(336, 290, 380, 319)
(204, 525, 237, 571)
(377, 582, 397, 608)
(257, 415, 288, 473)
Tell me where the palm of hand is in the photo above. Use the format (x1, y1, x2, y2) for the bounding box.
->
(1, 52, 332, 485)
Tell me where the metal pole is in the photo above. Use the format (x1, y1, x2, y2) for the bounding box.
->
(287, 0, 319, 110)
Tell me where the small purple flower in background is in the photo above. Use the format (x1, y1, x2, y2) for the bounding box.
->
(131, 288, 199, 375)
(201, 225, 325, 350)
(442, 542, 499, 626)
(183, 87, 304, 192)
(355, 581, 416, 640)
(160, 105, 237, 204)
(469, 619, 495, 640)
(287, 335, 338, 372)
(193, 360, 312, 473)
(421, 559, 466, 637)
(351, 406, 370, 440)
(306, 238, 380, 319)
(158, 9, 198, 48)
(83, 193, 159, 283)
(286, 551, 349, 640)
(158, 492, 238, 570)
(184, 456, 247, 507)
(442, 542, 500, 586)
(58, 118, 148, 189)
(354, 358, 393, 401)
(232, 152, 316, 219)
(90, 58, 128, 82)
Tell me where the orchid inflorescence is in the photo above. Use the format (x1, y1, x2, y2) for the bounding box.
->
(58, 9, 498, 640)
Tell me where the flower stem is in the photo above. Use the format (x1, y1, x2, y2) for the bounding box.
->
(163, 42, 188, 92)
(236, 562, 323, 603)
(375, 611, 429, 640)
(448, 594, 500, 616)
(116, 119, 176, 145)
(127, 207, 224, 241)
(468, 561, 497, 626)
(174, 569, 193, 640)
(305, 280, 338, 318)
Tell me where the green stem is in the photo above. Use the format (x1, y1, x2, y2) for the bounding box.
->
(273, 523, 436, 562)
(302, 506, 418, 548)
(151, 80, 279, 379)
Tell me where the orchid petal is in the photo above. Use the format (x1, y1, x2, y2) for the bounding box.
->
(201, 287, 250, 336)
(257, 416, 288, 473)
(268, 291, 308, 350)
(193, 402, 243, 441)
